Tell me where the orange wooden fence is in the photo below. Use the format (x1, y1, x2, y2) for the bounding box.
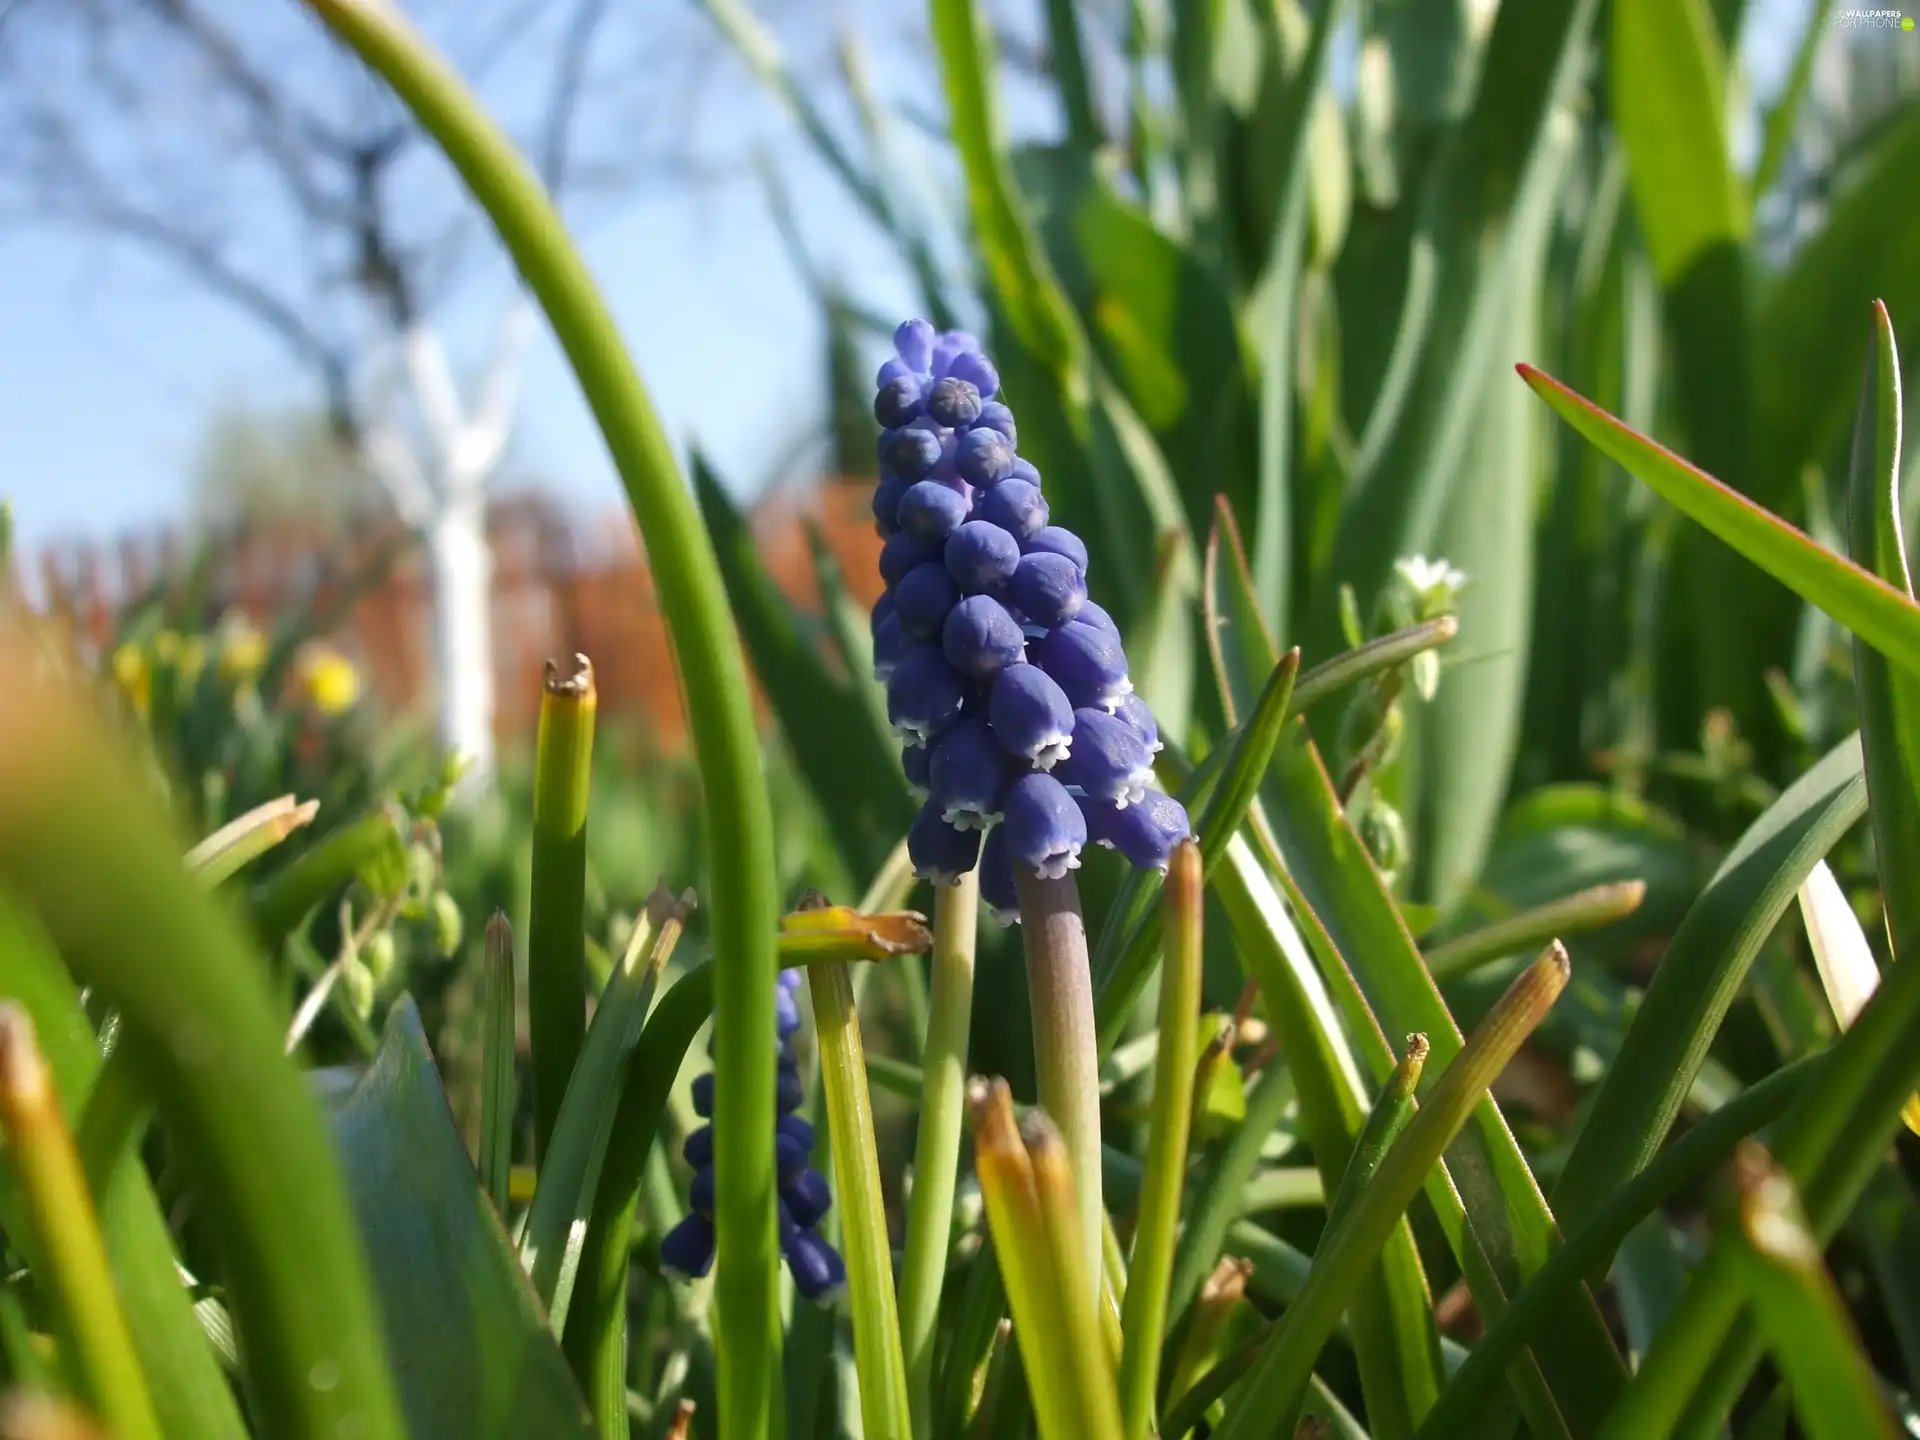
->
(22, 482, 886, 753)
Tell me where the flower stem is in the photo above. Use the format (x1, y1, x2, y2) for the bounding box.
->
(1014, 867, 1104, 1313)
(0, 1006, 163, 1440)
(899, 871, 980, 1438)
(1117, 838, 1203, 1440)
(807, 961, 914, 1439)
(298, 7, 785, 1431)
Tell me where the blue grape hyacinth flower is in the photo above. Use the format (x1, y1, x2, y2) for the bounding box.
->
(659, 967, 846, 1302)
(870, 318, 1192, 920)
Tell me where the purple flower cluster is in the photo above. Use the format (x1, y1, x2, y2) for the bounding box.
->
(871, 319, 1191, 923)
(659, 968, 844, 1302)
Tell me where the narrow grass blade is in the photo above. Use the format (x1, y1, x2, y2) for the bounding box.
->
(1204, 513, 1627, 1426)
(524, 889, 686, 1334)
(1117, 839, 1203, 1440)
(480, 912, 517, 1219)
(1092, 647, 1300, 1052)
(559, 964, 714, 1437)
(298, 9, 787, 1426)
(901, 874, 981, 1438)
(1023, 1111, 1125, 1440)
(1424, 882, 1648, 983)
(1752, 0, 1834, 195)
(0, 632, 406, 1440)
(323, 999, 596, 1437)
(808, 962, 913, 1440)
(1041, 0, 1097, 151)
(73, 1037, 149, 1207)
(1844, 302, 1920, 974)
(0, 1007, 162, 1440)
(968, 1078, 1087, 1440)
(1595, 835, 1920, 1439)
(1732, 1143, 1899, 1440)
(185, 796, 320, 886)
(1213, 949, 1571, 1439)
(937, 1238, 1009, 1440)
(1413, 1054, 1816, 1438)
(1291, 617, 1461, 716)
(1520, 364, 1920, 679)
(1551, 734, 1865, 1238)
(527, 655, 596, 1169)
(1204, 836, 1445, 1440)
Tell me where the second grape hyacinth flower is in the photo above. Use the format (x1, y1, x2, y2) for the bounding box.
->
(871, 319, 1192, 914)
(659, 968, 845, 1302)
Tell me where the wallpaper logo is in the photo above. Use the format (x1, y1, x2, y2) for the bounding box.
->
(1833, 7, 1915, 26)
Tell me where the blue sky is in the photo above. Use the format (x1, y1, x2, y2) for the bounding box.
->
(0, 0, 1816, 559)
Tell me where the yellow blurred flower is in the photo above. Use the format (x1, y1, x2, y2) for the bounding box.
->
(110, 642, 150, 716)
(217, 614, 269, 685)
(293, 642, 361, 716)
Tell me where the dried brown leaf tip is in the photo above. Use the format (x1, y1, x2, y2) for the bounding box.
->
(779, 901, 933, 963)
(541, 652, 595, 698)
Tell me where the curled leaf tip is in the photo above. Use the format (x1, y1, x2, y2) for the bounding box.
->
(541, 653, 594, 697)
(1404, 1032, 1430, 1064)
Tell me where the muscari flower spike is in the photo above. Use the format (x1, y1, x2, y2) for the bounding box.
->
(871, 319, 1192, 920)
(659, 967, 846, 1302)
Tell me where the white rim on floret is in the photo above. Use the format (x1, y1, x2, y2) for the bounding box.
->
(943, 803, 1001, 832)
(1029, 732, 1072, 770)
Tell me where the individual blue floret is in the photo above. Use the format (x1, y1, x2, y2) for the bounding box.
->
(874, 375, 922, 428)
(975, 479, 1048, 541)
(871, 612, 914, 684)
(1075, 599, 1120, 641)
(945, 520, 1022, 594)
(1058, 706, 1156, 807)
(895, 318, 936, 372)
(1114, 692, 1163, 754)
(880, 529, 942, 587)
(956, 428, 1016, 486)
(901, 740, 931, 797)
(899, 480, 970, 543)
(1007, 552, 1086, 629)
(894, 562, 961, 639)
(943, 594, 1027, 679)
(944, 348, 999, 397)
(927, 376, 984, 428)
(980, 825, 1020, 926)
(988, 663, 1075, 770)
(910, 800, 985, 884)
(1082, 789, 1193, 872)
(1031, 620, 1133, 713)
(888, 645, 969, 746)
(929, 717, 1010, 831)
(872, 476, 908, 535)
(880, 422, 942, 480)
(1002, 771, 1088, 880)
(659, 1213, 715, 1278)
(784, 1228, 846, 1303)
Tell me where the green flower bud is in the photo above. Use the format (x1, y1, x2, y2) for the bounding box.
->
(364, 930, 398, 988)
(432, 892, 464, 958)
(1357, 799, 1407, 882)
(340, 955, 375, 1019)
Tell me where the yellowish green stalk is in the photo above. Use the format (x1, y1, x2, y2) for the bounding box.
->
(1024, 1112, 1125, 1440)
(1213, 947, 1570, 1439)
(0, 1006, 162, 1440)
(295, 9, 787, 1429)
(899, 869, 980, 1438)
(968, 1077, 1082, 1440)
(807, 961, 913, 1439)
(527, 655, 597, 1167)
(1118, 838, 1204, 1440)
(1325, 1036, 1429, 1230)
(1013, 868, 1105, 1313)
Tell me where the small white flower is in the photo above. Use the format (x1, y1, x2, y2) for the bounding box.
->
(1393, 554, 1469, 599)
